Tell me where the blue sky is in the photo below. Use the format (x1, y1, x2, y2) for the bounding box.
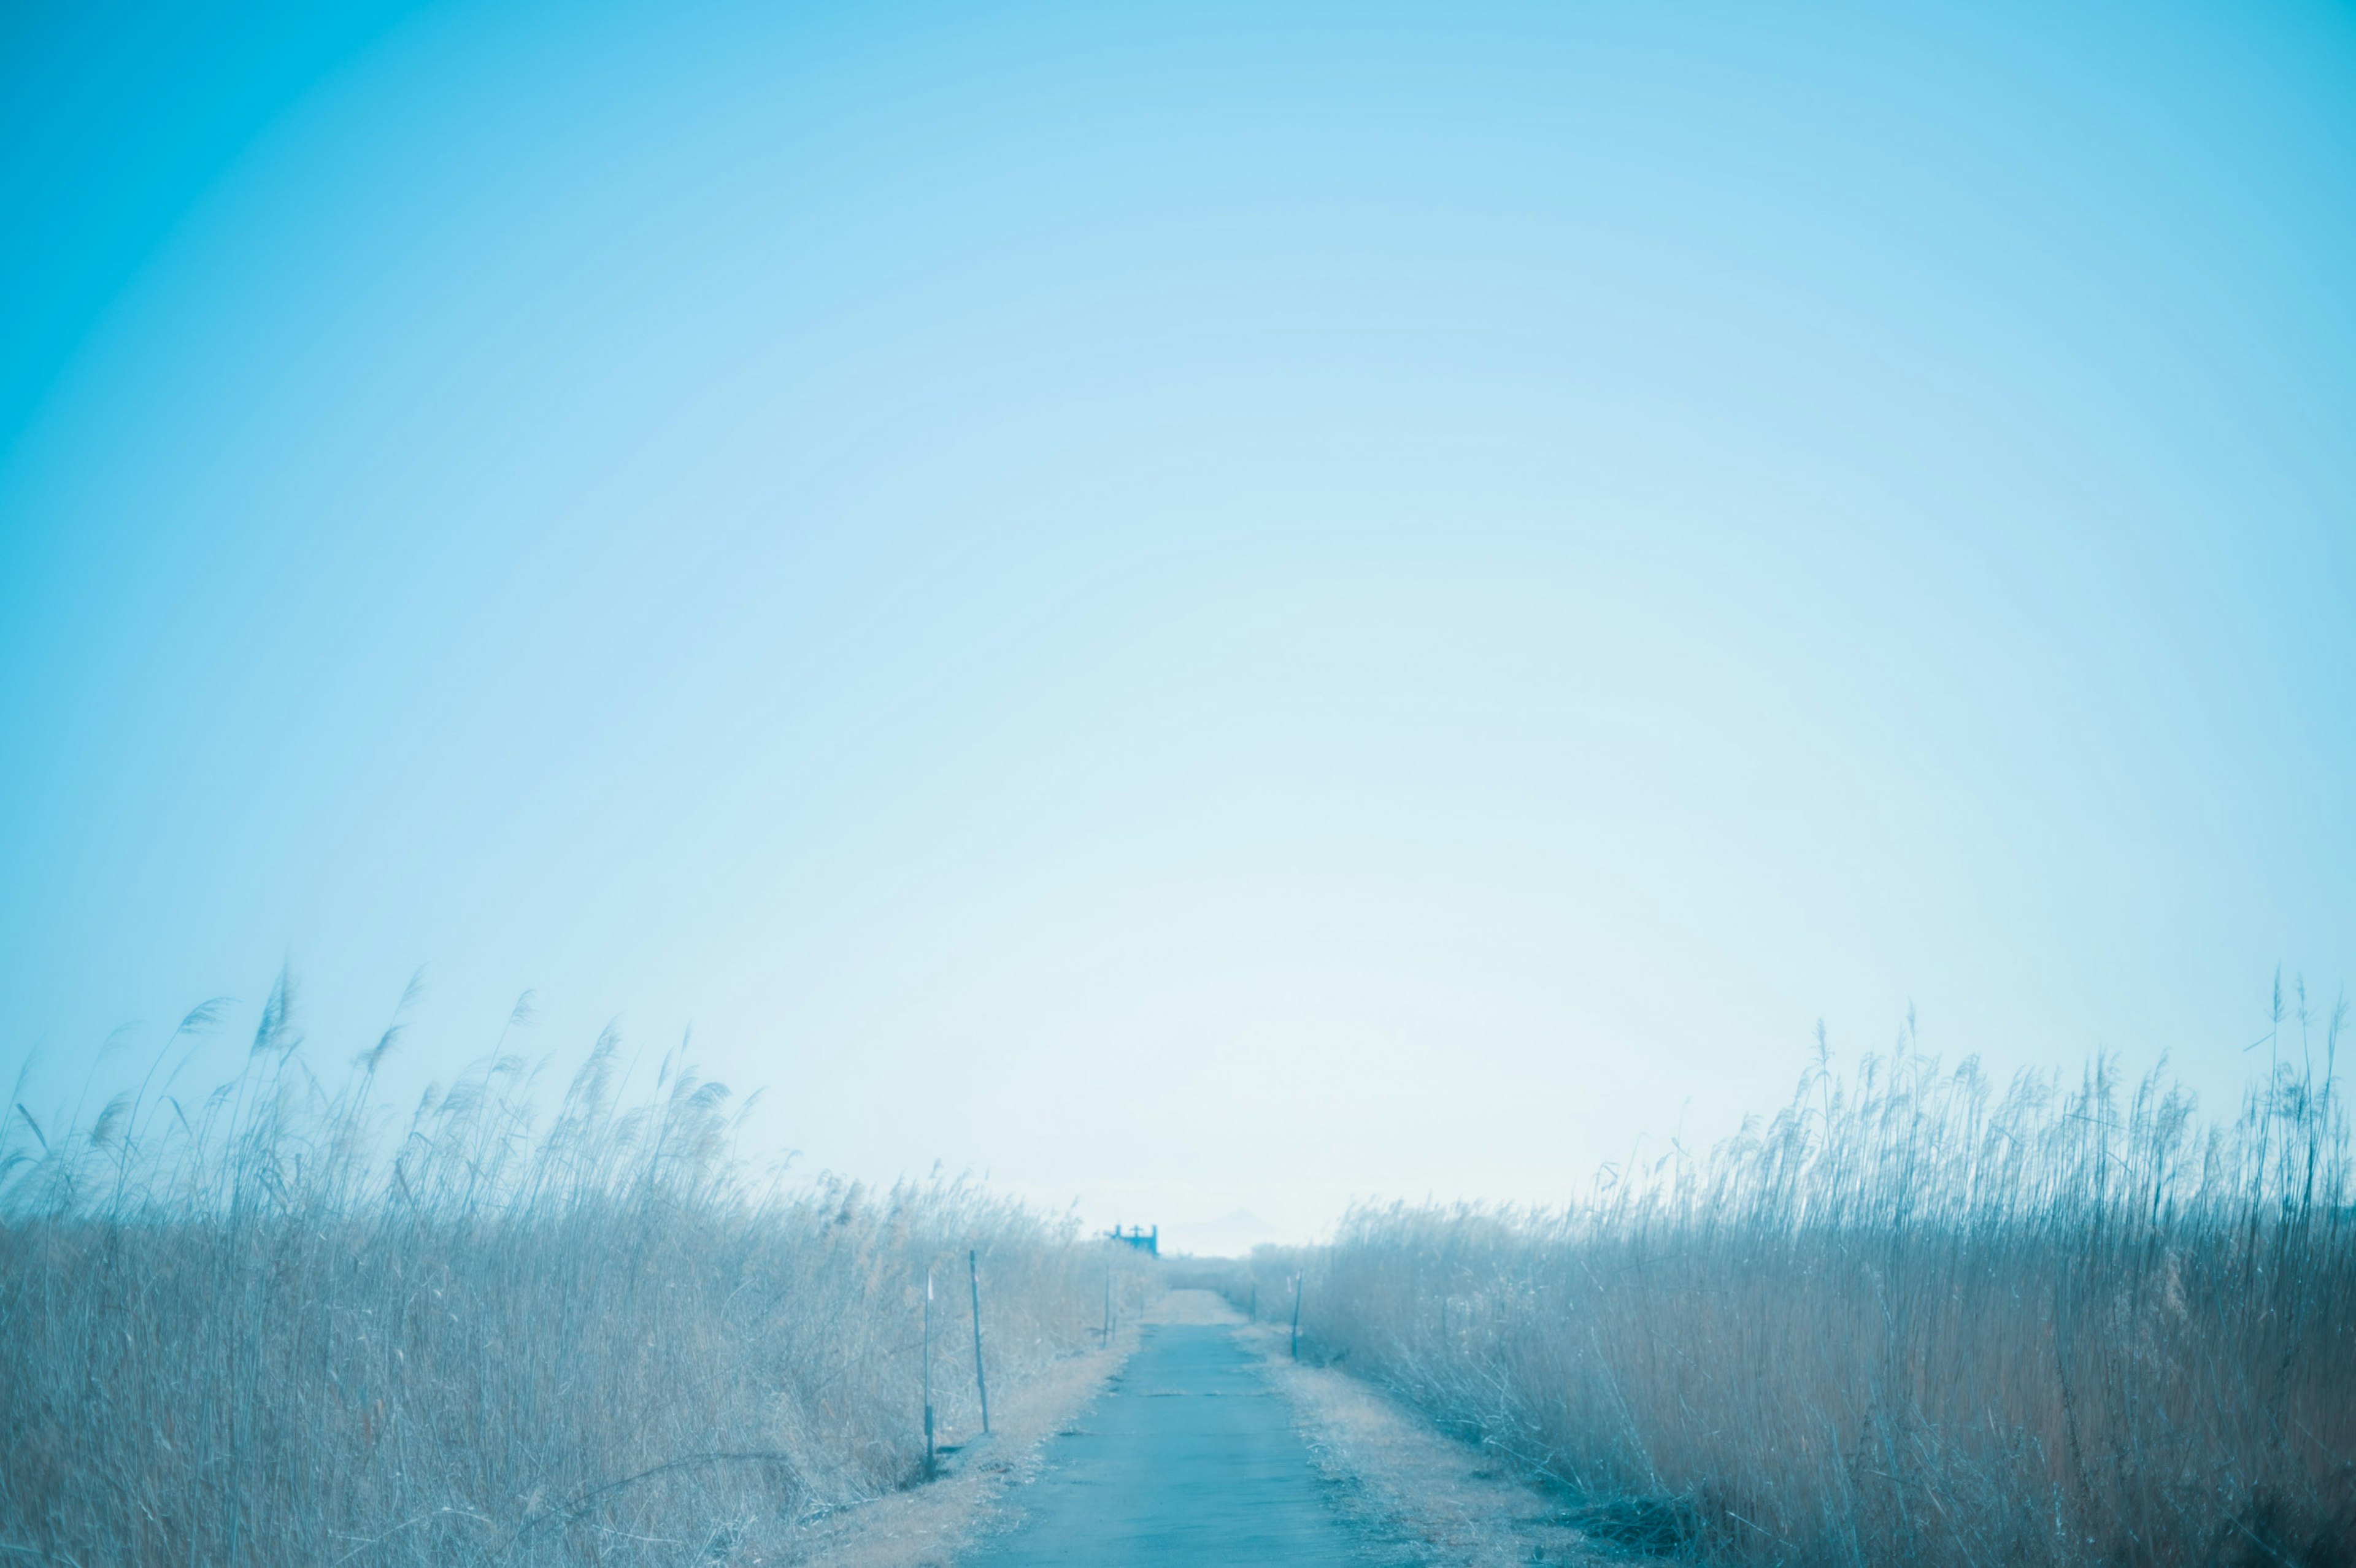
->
(3, 0, 2352, 1242)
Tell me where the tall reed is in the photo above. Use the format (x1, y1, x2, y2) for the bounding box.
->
(1290, 999, 2355, 1566)
(1, 980, 1125, 1567)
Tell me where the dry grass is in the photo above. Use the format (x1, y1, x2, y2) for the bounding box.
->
(0, 978, 1153, 1567)
(1242, 997, 2356, 1567)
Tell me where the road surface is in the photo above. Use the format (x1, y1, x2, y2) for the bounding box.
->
(957, 1293, 1376, 1567)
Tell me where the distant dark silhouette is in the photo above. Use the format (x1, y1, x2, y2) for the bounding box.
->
(1107, 1223, 1158, 1256)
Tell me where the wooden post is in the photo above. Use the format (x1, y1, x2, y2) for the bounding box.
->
(1290, 1272, 1302, 1361)
(1102, 1263, 1112, 1344)
(922, 1267, 935, 1470)
(968, 1249, 991, 1437)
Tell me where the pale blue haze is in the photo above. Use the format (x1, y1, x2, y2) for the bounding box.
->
(2, 0, 2352, 1240)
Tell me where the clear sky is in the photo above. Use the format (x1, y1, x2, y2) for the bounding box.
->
(4, 0, 2352, 1247)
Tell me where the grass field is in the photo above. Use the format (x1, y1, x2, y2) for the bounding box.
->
(1239, 999, 2354, 1567)
(0, 983, 1144, 1567)
(9, 982, 2349, 1567)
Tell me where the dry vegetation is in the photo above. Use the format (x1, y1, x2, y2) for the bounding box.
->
(0, 980, 1150, 1567)
(1250, 995, 2355, 1568)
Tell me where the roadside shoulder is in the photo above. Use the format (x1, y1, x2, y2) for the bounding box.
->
(1243, 1325, 1611, 1568)
(781, 1329, 1136, 1567)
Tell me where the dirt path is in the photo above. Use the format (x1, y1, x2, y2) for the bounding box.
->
(954, 1291, 1377, 1566)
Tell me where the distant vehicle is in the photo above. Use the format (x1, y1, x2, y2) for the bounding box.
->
(1106, 1224, 1158, 1256)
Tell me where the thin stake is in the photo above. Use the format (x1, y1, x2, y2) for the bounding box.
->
(968, 1248, 991, 1437)
(1103, 1264, 1112, 1344)
(1290, 1272, 1303, 1361)
(922, 1266, 935, 1471)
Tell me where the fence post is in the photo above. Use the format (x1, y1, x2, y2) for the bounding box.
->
(922, 1266, 935, 1471)
(1290, 1272, 1302, 1361)
(968, 1249, 991, 1437)
(1102, 1263, 1112, 1344)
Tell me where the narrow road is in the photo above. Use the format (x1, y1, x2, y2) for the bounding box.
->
(958, 1292, 1376, 1567)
